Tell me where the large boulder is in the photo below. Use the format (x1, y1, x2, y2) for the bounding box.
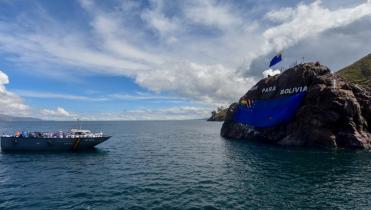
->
(221, 63, 371, 149)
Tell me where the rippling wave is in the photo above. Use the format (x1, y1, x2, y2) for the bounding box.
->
(1, 120, 370, 209)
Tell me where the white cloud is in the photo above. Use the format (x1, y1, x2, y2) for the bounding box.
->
(265, 7, 296, 23)
(141, 0, 180, 42)
(79, 106, 211, 121)
(263, 0, 371, 51)
(0, 0, 371, 120)
(0, 71, 79, 120)
(262, 69, 281, 77)
(108, 93, 184, 101)
(56, 107, 71, 116)
(14, 90, 108, 101)
(184, 0, 241, 29)
(0, 70, 9, 85)
(286, 16, 371, 70)
(14, 89, 185, 102)
(135, 61, 255, 106)
(0, 31, 150, 76)
(0, 70, 29, 115)
(91, 15, 163, 65)
(0, 0, 257, 106)
(40, 107, 73, 118)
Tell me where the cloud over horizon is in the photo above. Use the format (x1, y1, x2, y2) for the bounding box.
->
(0, 0, 370, 120)
(0, 70, 29, 116)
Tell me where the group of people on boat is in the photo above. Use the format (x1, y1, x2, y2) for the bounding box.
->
(2, 129, 104, 139)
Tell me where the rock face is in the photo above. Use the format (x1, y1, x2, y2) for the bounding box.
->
(221, 63, 371, 149)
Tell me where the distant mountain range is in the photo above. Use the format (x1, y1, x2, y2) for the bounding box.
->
(0, 114, 42, 122)
(337, 53, 371, 89)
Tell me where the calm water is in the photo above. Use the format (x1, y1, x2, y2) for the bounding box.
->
(0, 120, 370, 209)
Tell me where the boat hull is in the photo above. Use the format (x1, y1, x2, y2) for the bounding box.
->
(1, 136, 110, 151)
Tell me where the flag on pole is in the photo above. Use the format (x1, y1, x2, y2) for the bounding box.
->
(269, 51, 283, 67)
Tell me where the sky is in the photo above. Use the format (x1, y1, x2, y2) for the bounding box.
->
(0, 0, 370, 120)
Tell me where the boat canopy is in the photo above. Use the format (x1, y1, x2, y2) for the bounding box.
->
(70, 129, 92, 135)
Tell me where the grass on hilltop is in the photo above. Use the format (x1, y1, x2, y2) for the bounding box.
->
(337, 54, 371, 89)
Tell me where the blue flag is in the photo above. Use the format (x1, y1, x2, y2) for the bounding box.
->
(269, 52, 282, 67)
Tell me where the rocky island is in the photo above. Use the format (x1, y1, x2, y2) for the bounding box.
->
(221, 62, 370, 149)
(207, 106, 227, 121)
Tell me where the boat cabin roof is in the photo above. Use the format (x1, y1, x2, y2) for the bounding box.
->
(70, 129, 92, 134)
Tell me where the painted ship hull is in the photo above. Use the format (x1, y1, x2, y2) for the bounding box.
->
(1, 136, 110, 151)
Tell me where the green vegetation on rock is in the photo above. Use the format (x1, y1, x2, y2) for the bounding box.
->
(337, 53, 371, 89)
(207, 106, 228, 121)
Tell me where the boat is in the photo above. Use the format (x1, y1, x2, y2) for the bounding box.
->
(1, 129, 111, 151)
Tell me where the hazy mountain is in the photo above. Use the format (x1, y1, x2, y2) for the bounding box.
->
(0, 114, 42, 122)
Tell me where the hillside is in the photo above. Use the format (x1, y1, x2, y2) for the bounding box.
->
(337, 53, 371, 89)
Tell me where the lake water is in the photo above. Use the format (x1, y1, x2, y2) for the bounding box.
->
(0, 120, 370, 209)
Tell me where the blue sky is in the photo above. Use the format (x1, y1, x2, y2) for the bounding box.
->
(0, 0, 370, 120)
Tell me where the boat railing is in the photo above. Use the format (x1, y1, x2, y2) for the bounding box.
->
(1, 131, 104, 138)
